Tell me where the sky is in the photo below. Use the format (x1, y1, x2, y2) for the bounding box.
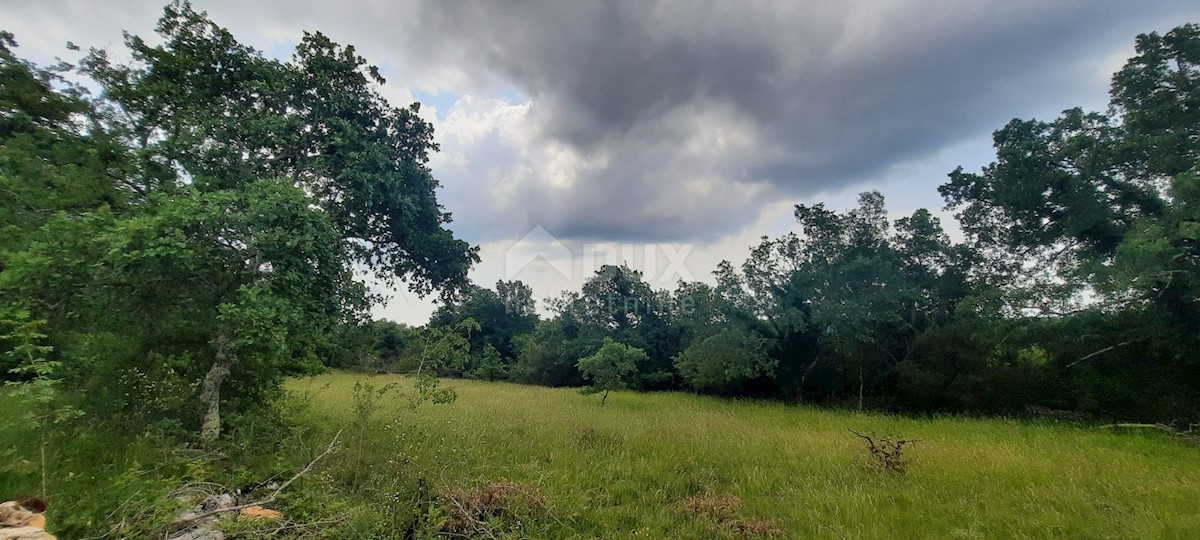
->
(4, 0, 1199, 324)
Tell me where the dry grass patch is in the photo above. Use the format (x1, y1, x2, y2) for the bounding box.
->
(679, 488, 781, 538)
(439, 481, 547, 537)
(729, 518, 784, 539)
(679, 488, 742, 520)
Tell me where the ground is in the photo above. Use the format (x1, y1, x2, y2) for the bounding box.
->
(291, 373, 1200, 539)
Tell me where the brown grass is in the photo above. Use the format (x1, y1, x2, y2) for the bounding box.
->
(439, 481, 547, 537)
(680, 488, 743, 520)
(729, 518, 784, 539)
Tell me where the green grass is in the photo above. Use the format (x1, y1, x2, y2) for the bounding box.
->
(292, 372, 1200, 539)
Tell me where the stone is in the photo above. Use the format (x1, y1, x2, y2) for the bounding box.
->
(166, 528, 224, 540)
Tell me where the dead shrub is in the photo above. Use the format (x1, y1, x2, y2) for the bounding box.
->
(729, 518, 784, 539)
(439, 481, 546, 537)
(849, 429, 920, 474)
(678, 489, 784, 538)
(679, 488, 742, 521)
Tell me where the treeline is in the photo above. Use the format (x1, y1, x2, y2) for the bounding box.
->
(2, 2, 1198, 444)
(381, 23, 1200, 424)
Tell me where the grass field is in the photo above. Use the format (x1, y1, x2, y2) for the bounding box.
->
(291, 372, 1200, 539)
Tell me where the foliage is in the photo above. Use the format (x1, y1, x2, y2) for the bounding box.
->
(0, 1, 475, 441)
(496, 22, 1200, 424)
(512, 320, 591, 387)
(576, 338, 647, 405)
(412, 317, 481, 376)
(429, 280, 538, 376)
(77, 1, 478, 296)
(674, 329, 776, 394)
(468, 344, 512, 381)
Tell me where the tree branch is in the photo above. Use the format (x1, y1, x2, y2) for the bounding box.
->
(173, 429, 343, 527)
(1065, 338, 1147, 368)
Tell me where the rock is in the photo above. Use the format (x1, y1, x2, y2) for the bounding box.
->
(170, 492, 236, 540)
(166, 528, 224, 540)
(201, 494, 235, 513)
(0, 499, 55, 540)
(0, 502, 34, 527)
(0, 526, 57, 539)
(176, 493, 236, 525)
(239, 506, 283, 520)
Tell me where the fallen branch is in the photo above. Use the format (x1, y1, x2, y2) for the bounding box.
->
(173, 429, 343, 528)
(239, 516, 348, 536)
(1098, 423, 1200, 445)
(849, 429, 921, 474)
(848, 429, 921, 447)
(1097, 423, 1178, 433)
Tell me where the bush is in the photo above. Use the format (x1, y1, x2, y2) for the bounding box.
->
(675, 329, 777, 394)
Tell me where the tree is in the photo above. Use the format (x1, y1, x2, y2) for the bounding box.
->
(710, 191, 974, 405)
(576, 338, 646, 405)
(674, 329, 776, 394)
(0, 2, 478, 441)
(0, 31, 126, 269)
(512, 319, 588, 387)
(77, 1, 478, 295)
(430, 280, 537, 362)
(2, 180, 356, 441)
(933, 23, 1200, 421)
(560, 265, 682, 387)
(938, 24, 1200, 318)
(412, 318, 480, 376)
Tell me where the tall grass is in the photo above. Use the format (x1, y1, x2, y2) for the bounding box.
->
(3, 374, 1196, 538)
(292, 373, 1200, 539)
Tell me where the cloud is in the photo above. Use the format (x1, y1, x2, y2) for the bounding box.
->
(6, 0, 1199, 249)
(404, 0, 1198, 242)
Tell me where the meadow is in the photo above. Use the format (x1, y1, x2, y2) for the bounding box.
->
(290, 373, 1200, 539)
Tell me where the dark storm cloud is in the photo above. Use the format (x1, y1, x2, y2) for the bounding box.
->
(6, 0, 1198, 244)
(401, 0, 1199, 242)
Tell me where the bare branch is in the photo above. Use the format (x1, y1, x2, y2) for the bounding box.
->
(173, 429, 343, 528)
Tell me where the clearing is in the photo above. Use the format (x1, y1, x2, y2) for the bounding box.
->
(292, 373, 1200, 539)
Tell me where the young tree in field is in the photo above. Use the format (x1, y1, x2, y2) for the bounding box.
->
(576, 338, 646, 405)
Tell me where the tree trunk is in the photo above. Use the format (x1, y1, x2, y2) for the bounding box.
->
(200, 331, 236, 444)
(798, 354, 821, 402)
(601, 390, 609, 406)
(857, 357, 864, 410)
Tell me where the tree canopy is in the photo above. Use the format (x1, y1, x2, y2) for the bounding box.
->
(0, 1, 476, 440)
(414, 22, 1200, 424)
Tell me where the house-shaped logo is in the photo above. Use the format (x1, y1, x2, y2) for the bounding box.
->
(504, 226, 573, 280)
